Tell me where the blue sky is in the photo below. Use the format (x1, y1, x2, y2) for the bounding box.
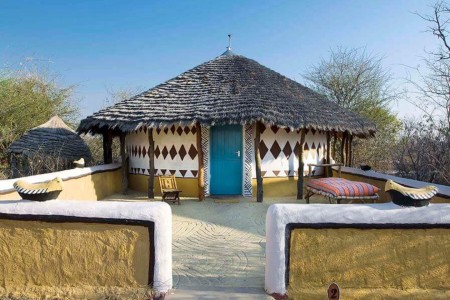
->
(0, 0, 438, 119)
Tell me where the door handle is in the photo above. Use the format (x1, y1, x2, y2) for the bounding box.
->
(236, 150, 241, 157)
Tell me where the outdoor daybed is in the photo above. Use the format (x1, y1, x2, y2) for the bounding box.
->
(305, 163, 379, 204)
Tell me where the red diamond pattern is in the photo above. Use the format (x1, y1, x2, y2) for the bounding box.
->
(163, 128, 169, 134)
(270, 141, 281, 158)
(169, 145, 177, 159)
(138, 146, 142, 158)
(282, 142, 292, 158)
(260, 125, 266, 134)
(161, 146, 168, 159)
(154, 146, 160, 158)
(271, 126, 279, 134)
(156, 128, 161, 134)
(178, 145, 187, 160)
(170, 125, 176, 134)
(188, 144, 198, 159)
(184, 127, 190, 134)
(191, 126, 197, 135)
(142, 146, 147, 158)
(177, 127, 183, 136)
(259, 140, 268, 159)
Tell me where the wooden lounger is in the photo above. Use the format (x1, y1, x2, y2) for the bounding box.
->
(305, 163, 379, 204)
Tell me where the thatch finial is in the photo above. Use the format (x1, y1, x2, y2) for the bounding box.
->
(227, 34, 232, 51)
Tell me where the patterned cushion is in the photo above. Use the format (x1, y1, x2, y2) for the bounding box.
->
(307, 178, 379, 197)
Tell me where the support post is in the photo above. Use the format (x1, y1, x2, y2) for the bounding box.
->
(254, 121, 263, 202)
(103, 131, 113, 164)
(148, 128, 155, 199)
(340, 132, 347, 166)
(345, 132, 350, 166)
(119, 133, 128, 195)
(348, 135, 354, 167)
(326, 131, 332, 163)
(297, 129, 306, 200)
(196, 122, 205, 201)
(326, 131, 332, 177)
(332, 132, 337, 160)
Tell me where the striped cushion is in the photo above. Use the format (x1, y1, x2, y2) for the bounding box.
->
(307, 178, 379, 197)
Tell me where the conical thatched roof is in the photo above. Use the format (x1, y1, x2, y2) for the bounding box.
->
(8, 116, 92, 161)
(78, 51, 376, 137)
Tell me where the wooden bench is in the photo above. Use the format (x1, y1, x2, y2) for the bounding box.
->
(159, 175, 181, 205)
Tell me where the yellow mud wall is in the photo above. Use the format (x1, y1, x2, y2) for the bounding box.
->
(0, 168, 122, 201)
(289, 228, 450, 299)
(252, 177, 314, 198)
(335, 170, 449, 203)
(0, 219, 151, 299)
(128, 173, 199, 198)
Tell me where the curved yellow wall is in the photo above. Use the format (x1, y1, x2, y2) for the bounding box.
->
(0, 168, 122, 201)
(289, 228, 450, 299)
(0, 219, 151, 299)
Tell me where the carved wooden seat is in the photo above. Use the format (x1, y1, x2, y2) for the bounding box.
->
(159, 175, 181, 205)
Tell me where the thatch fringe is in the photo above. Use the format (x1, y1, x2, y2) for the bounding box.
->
(78, 54, 376, 138)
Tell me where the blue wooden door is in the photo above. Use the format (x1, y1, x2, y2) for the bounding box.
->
(210, 125, 243, 195)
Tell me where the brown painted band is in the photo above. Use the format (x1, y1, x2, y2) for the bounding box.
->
(0, 213, 155, 287)
(284, 222, 450, 289)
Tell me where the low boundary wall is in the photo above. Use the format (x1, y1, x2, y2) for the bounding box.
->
(0, 163, 122, 201)
(0, 200, 172, 298)
(334, 166, 450, 203)
(265, 203, 450, 299)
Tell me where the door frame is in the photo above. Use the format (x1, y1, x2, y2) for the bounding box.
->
(209, 125, 244, 196)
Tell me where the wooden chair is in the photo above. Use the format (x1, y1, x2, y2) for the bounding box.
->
(159, 175, 181, 205)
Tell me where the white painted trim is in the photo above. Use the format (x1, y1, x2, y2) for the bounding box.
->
(265, 203, 450, 295)
(0, 200, 173, 293)
(0, 163, 121, 194)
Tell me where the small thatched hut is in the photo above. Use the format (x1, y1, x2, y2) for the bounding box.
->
(8, 116, 92, 178)
(78, 47, 375, 201)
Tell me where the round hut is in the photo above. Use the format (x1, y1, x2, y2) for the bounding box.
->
(8, 115, 92, 178)
(78, 48, 375, 201)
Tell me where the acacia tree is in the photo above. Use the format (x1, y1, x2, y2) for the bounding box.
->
(303, 47, 401, 171)
(0, 65, 78, 178)
(83, 87, 143, 165)
(393, 1, 450, 185)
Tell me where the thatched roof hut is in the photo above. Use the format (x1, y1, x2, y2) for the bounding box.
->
(8, 116, 92, 178)
(78, 50, 375, 137)
(78, 48, 376, 201)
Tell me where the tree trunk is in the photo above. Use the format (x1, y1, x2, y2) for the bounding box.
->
(297, 129, 306, 199)
(254, 121, 263, 202)
(119, 133, 128, 195)
(148, 128, 155, 199)
(103, 131, 113, 164)
(196, 122, 205, 201)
